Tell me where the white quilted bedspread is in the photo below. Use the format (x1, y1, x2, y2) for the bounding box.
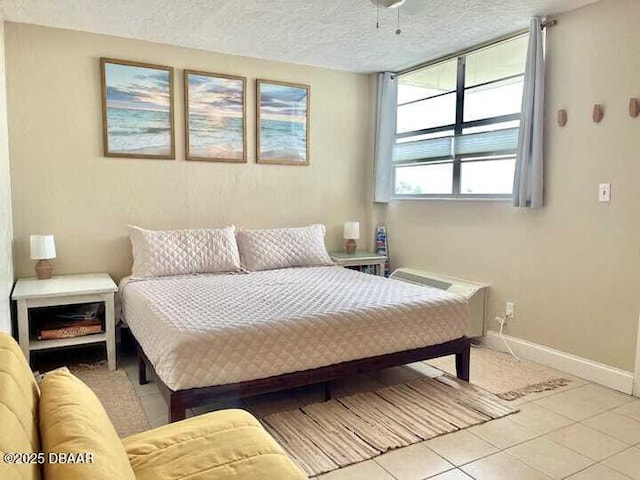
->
(120, 266, 469, 390)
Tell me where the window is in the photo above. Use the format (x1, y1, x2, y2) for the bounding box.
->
(394, 35, 528, 198)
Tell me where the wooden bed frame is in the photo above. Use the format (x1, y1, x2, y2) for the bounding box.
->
(136, 336, 472, 423)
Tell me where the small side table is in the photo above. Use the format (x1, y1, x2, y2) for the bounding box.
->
(11, 273, 118, 370)
(330, 251, 387, 277)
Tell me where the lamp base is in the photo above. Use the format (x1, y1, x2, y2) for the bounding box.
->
(35, 259, 53, 280)
(345, 239, 357, 254)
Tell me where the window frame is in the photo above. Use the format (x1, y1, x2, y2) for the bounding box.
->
(393, 46, 525, 200)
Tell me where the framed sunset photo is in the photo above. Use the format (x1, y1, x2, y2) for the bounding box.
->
(257, 80, 310, 166)
(100, 58, 175, 159)
(184, 70, 246, 162)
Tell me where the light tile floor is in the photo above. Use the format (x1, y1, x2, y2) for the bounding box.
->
(118, 349, 640, 480)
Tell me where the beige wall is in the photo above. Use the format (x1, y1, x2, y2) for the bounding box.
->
(6, 0, 639, 372)
(6, 23, 372, 281)
(0, 20, 14, 334)
(375, 0, 640, 371)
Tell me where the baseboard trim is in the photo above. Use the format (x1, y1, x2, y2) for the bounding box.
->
(481, 330, 635, 395)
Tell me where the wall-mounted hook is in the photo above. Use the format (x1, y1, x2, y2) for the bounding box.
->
(592, 104, 604, 123)
(629, 98, 640, 118)
(557, 109, 567, 127)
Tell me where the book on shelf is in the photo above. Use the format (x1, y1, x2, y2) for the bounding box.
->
(38, 322, 103, 340)
(37, 311, 104, 340)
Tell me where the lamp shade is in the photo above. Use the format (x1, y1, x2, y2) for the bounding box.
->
(30, 235, 56, 260)
(343, 221, 360, 240)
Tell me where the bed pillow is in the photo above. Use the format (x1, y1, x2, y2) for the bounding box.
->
(236, 224, 334, 271)
(128, 225, 241, 278)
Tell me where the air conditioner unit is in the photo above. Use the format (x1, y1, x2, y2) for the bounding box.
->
(390, 268, 488, 337)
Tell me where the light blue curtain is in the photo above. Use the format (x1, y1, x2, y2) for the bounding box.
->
(513, 18, 545, 208)
(373, 72, 398, 203)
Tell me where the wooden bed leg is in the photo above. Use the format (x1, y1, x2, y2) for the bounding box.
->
(169, 395, 187, 423)
(455, 344, 471, 382)
(324, 383, 331, 402)
(138, 351, 148, 385)
(170, 405, 186, 423)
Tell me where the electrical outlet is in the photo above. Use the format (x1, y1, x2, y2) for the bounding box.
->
(599, 183, 611, 203)
(506, 302, 515, 318)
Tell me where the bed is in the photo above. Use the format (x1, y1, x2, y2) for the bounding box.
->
(120, 265, 471, 422)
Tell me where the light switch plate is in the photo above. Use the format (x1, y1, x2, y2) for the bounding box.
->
(599, 183, 611, 203)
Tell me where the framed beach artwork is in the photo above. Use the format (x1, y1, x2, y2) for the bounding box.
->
(100, 58, 175, 159)
(184, 70, 246, 162)
(256, 79, 310, 165)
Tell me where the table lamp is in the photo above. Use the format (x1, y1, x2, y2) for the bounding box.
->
(30, 234, 56, 280)
(343, 221, 360, 254)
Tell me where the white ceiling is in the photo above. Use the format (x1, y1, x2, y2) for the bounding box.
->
(0, 0, 598, 73)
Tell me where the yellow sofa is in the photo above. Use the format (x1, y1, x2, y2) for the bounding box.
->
(0, 332, 306, 480)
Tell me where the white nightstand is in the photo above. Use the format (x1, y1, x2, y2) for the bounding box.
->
(330, 251, 387, 277)
(11, 273, 118, 370)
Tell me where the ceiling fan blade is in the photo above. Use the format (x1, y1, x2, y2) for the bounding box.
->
(401, 0, 429, 15)
(384, 0, 406, 8)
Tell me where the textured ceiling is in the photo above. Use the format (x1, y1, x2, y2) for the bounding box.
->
(0, 0, 599, 73)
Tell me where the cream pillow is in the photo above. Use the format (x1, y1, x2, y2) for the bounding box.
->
(128, 225, 241, 278)
(237, 224, 334, 271)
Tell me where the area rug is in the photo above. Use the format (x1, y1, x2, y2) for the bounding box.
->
(426, 346, 572, 401)
(261, 374, 517, 477)
(69, 362, 150, 437)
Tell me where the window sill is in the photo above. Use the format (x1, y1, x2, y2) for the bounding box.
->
(390, 195, 512, 202)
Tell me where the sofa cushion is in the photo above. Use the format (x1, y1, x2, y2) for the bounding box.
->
(39, 367, 136, 480)
(0, 332, 41, 480)
(123, 409, 306, 480)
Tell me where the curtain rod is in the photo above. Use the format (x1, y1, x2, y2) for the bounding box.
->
(395, 19, 557, 76)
